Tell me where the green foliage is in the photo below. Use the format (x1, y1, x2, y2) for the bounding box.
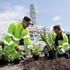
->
(68, 35, 70, 44)
(40, 32, 51, 50)
(31, 44, 42, 55)
(40, 32, 47, 43)
(2, 46, 23, 62)
(40, 32, 60, 51)
(0, 48, 2, 60)
(0, 48, 7, 61)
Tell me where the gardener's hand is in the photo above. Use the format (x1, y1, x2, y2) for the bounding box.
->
(16, 45, 24, 52)
(57, 50, 63, 54)
(50, 44, 56, 51)
(16, 46, 20, 52)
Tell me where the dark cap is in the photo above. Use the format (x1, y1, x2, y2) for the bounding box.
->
(23, 16, 31, 22)
(23, 16, 32, 24)
(53, 25, 61, 30)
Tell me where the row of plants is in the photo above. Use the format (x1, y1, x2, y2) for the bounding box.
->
(0, 33, 70, 63)
(0, 32, 64, 62)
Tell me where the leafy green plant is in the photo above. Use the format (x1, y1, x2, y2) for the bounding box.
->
(0, 49, 3, 60)
(40, 32, 51, 50)
(40, 32, 61, 51)
(2, 46, 23, 62)
(30, 44, 42, 55)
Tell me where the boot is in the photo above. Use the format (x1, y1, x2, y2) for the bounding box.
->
(57, 53, 63, 57)
(63, 53, 69, 59)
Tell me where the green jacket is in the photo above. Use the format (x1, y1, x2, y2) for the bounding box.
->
(50, 31, 69, 53)
(3, 22, 31, 62)
(4, 22, 31, 46)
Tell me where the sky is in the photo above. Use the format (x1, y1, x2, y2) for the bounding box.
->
(0, 0, 70, 35)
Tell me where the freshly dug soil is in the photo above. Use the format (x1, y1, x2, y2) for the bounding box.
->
(0, 57, 70, 70)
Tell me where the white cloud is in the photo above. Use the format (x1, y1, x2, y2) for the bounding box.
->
(0, 5, 29, 35)
(50, 16, 62, 31)
(52, 16, 61, 21)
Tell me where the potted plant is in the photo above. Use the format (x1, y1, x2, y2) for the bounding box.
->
(30, 44, 42, 61)
(40, 32, 57, 59)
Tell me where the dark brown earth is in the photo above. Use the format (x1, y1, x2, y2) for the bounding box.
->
(0, 57, 70, 70)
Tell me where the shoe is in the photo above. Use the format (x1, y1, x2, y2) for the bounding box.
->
(63, 53, 69, 59)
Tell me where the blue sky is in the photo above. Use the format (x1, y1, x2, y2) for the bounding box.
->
(0, 0, 70, 34)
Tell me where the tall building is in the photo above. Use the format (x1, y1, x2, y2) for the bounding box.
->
(29, 4, 46, 48)
(30, 4, 36, 25)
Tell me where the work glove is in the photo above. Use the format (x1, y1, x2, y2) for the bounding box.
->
(57, 49, 63, 54)
(57, 49, 64, 57)
(16, 45, 25, 52)
(48, 44, 56, 51)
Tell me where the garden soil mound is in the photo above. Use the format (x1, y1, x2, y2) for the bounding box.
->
(0, 57, 70, 70)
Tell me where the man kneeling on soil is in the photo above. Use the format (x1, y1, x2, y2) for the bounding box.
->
(3, 16, 32, 63)
(52, 25, 70, 58)
(44, 25, 70, 59)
